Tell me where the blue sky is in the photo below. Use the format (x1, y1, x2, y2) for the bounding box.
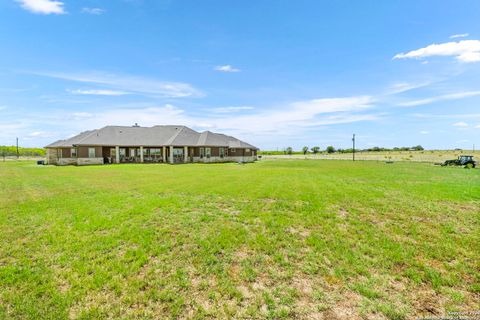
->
(1, 0, 480, 150)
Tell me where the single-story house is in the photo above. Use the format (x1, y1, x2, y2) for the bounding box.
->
(45, 125, 258, 165)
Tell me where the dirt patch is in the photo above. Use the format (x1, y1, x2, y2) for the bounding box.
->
(68, 289, 121, 319)
(411, 287, 444, 316)
(216, 202, 241, 215)
(325, 290, 363, 320)
(338, 208, 349, 219)
(286, 226, 310, 238)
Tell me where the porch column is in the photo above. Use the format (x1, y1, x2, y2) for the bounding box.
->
(169, 146, 174, 164)
(115, 146, 120, 164)
(184, 146, 188, 163)
(162, 146, 166, 163)
(140, 146, 144, 163)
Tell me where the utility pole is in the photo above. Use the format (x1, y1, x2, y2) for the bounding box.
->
(16, 137, 19, 160)
(352, 134, 356, 161)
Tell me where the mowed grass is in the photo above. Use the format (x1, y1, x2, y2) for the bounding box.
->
(0, 160, 479, 319)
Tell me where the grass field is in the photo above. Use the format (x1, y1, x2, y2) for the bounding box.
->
(0, 160, 479, 319)
(262, 150, 480, 163)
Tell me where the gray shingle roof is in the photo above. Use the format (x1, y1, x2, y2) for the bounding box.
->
(45, 130, 98, 148)
(45, 125, 258, 149)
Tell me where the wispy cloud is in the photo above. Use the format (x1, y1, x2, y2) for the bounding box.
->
(71, 112, 94, 120)
(290, 96, 374, 114)
(398, 91, 480, 107)
(0, 106, 7, 111)
(1, 93, 382, 148)
(214, 65, 241, 73)
(453, 121, 469, 127)
(386, 81, 433, 94)
(79, 97, 375, 133)
(204, 96, 378, 134)
(420, 130, 429, 134)
(411, 113, 480, 119)
(394, 40, 480, 63)
(81, 7, 105, 15)
(30, 70, 204, 98)
(450, 33, 469, 39)
(67, 89, 129, 96)
(27, 131, 54, 138)
(210, 106, 254, 113)
(16, 0, 65, 15)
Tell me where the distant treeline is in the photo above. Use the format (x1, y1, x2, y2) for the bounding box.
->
(259, 145, 425, 155)
(0, 146, 46, 157)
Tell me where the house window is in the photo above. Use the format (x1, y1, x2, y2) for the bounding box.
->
(219, 147, 225, 158)
(205, 147, 211, 158)
(200, 147, 205, 158)
(230, 148, 236, 153)
(71, 148, 77, 158)
(246, 149, 251, 154)
(57, 149, 62, 158)
(150, 148, 161, 156)
(130, 149, 136, 157)
(88, 148, 96, 158)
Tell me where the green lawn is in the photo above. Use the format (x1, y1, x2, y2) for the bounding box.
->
(0, 160, 479, 319)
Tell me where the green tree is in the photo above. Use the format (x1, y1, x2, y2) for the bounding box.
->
(326, 146, 336, 154)
(412, 145, 424, 151)
(311, 146, 320, 154)
(286, 147, 293, 155)
(302, 146, 309, 155)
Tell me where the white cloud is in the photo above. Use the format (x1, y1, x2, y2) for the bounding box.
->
(450, 33, 469, 39)
(475, 124, 480, 129)
(200, 96, 377, 135)
(290, 96, 374, 114)
(81, 7, 105, 15)
(398, 91, 480, 107)
(0, 106, 7, 111)
(67, 89, 129, 96)
(0, 93, 382, 149)
(31, 71, 203, 98)
(16, 0, 65, 14)
(27, 131, 53, 138)
(211, 106, 254, 113)
(453, 122, 469, 127)
(50, 96, 376, 140)
(387, 81, 433, 94)
(71, 112, 93, 120)
(214, 65, 241, 73)
(394, 40, 480, 63)
(420, 130, 429, 134)
(411, 113, 480, 120)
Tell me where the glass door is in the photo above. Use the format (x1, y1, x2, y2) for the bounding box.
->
(173, 148, 184, 163)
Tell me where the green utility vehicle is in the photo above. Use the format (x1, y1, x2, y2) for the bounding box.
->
(442, 155, 476, 168)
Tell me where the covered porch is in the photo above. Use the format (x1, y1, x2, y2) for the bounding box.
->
(102, 146, 191, 164)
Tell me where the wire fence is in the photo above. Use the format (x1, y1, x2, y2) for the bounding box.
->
(261, 151, 480, 164)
